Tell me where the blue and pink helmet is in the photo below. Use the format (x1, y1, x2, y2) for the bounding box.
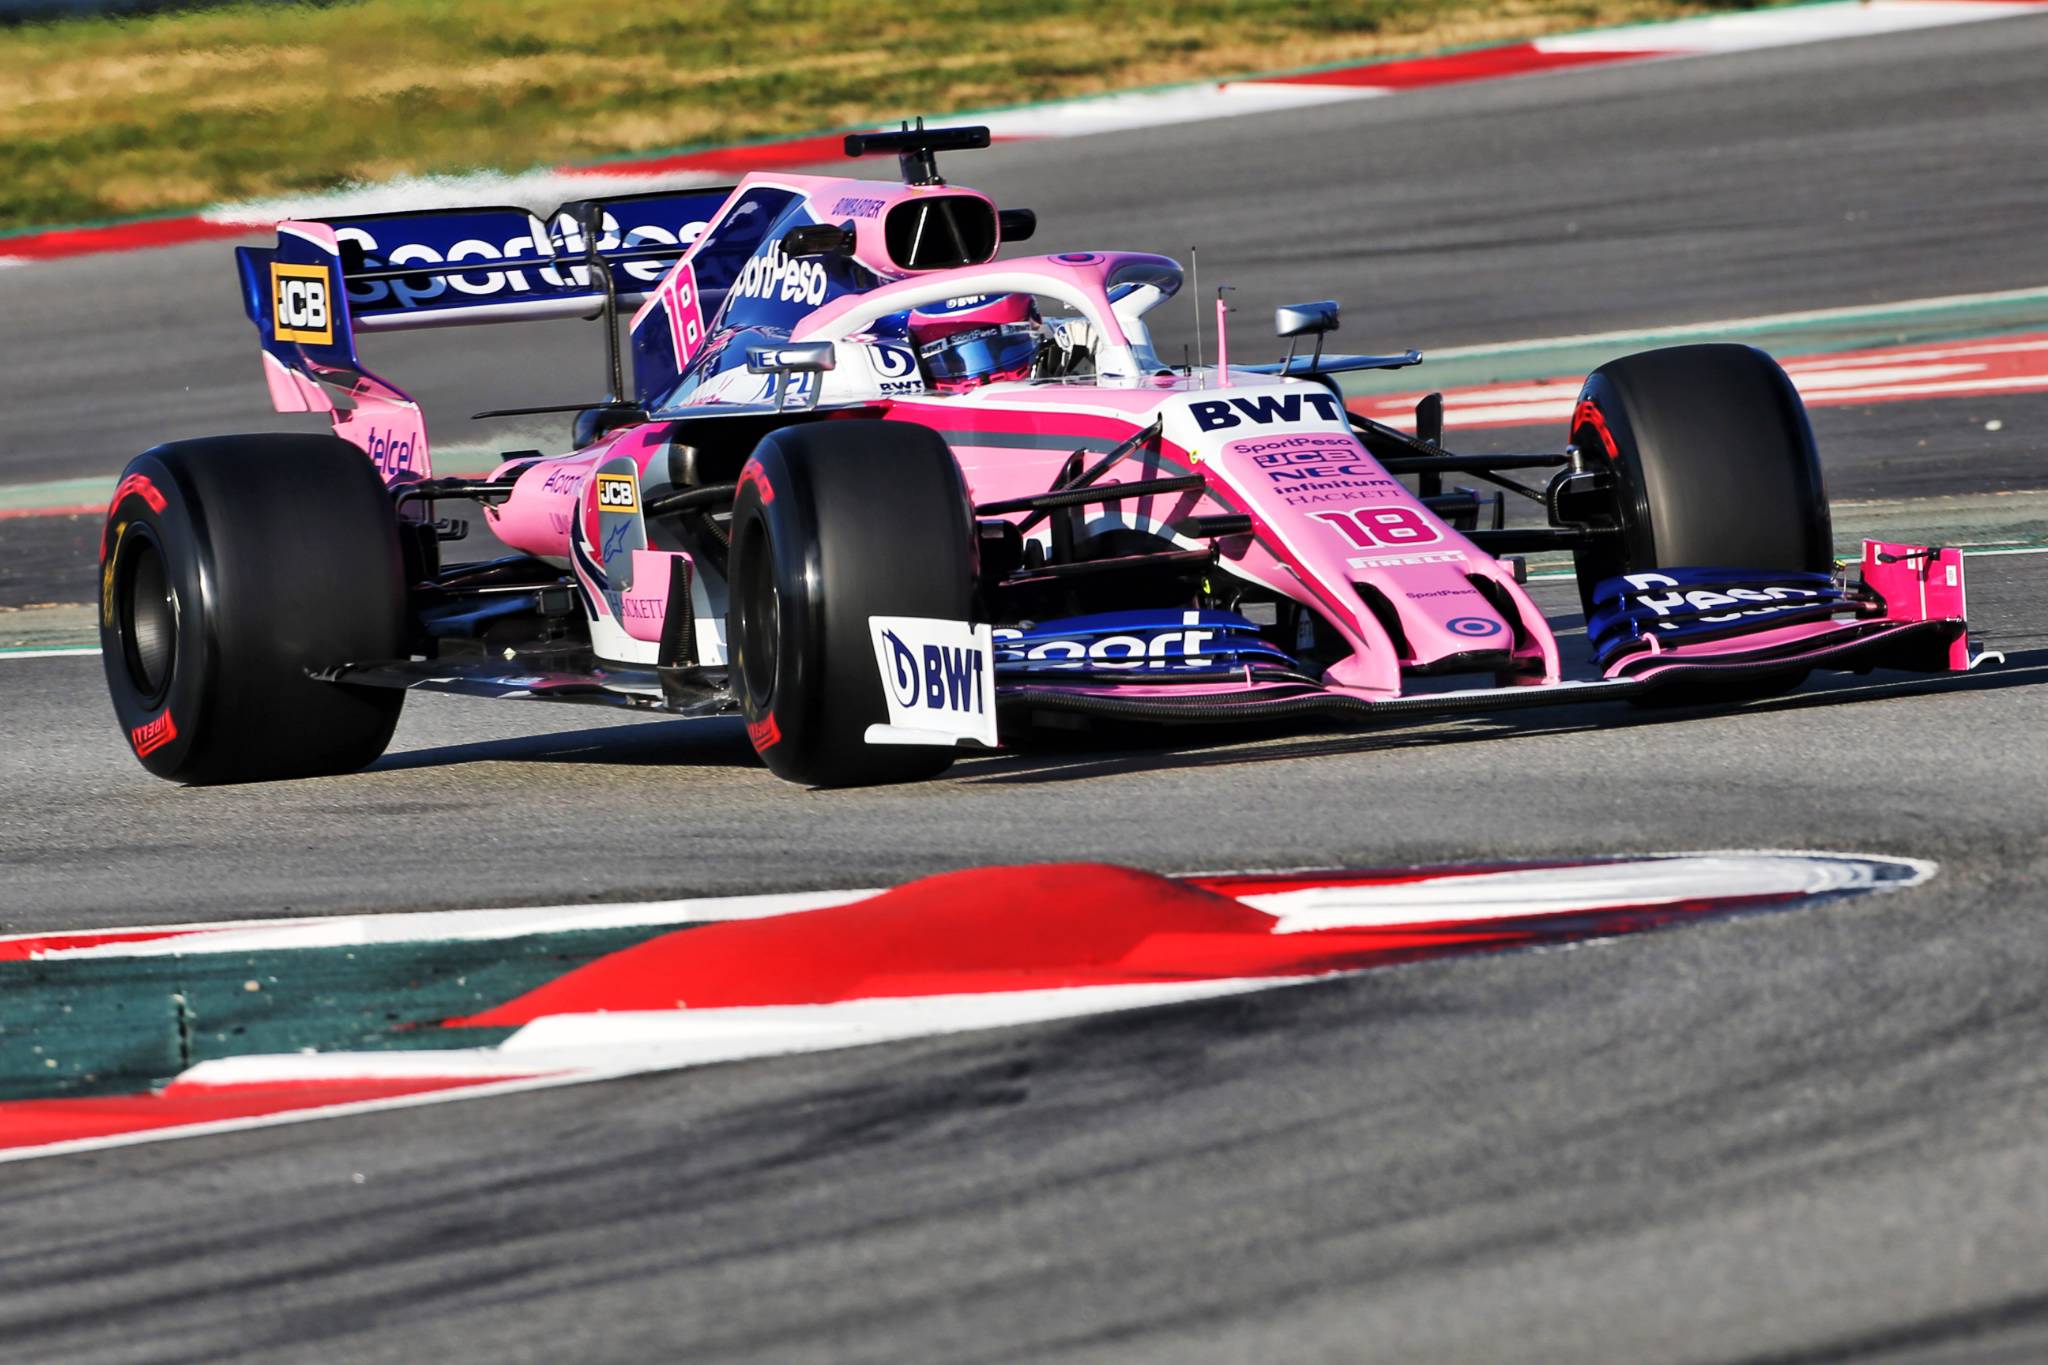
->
(907, 293, 1045, 392)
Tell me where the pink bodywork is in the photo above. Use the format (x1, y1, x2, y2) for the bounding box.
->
(877, 381, 1557, 700)
(485, 423, 687, 636)
(628, 172, 1001, 374)
(1599, 540, 1974, 682)
(1863, 541, 1971, 669)
(279, 166, 1982, 700)
(264, 220, 434, 484)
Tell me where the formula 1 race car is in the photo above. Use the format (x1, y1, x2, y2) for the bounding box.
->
(99, 124, 1993, 786)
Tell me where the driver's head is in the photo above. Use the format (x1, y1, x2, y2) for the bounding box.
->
(908, 294, 1044, 393)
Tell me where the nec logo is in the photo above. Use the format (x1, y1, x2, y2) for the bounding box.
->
(271, 263, 334, 345)
(594, 473, 639, 513)
(1188, 392, 1345, 432)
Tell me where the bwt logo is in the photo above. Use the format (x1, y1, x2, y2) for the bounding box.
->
(271, 263, 333, 345)
(872, 342, 917, 379)
(881, 629, 986, 715)
(1189, 392, 1345, 432)
(364, 428, 417, 476)
(882, 629, 919, 705)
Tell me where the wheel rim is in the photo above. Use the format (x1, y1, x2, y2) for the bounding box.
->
(117, 530, 178, 704)
(735, 520, 780, 705)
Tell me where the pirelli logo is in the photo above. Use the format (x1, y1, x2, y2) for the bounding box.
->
(594, 473, 640, 514)
(271, 262, 334, 345)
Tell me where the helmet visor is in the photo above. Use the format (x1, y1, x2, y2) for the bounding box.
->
(919, 324, 1042, 383)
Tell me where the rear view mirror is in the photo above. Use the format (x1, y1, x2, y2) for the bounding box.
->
(780, 224, 856, 258)
(1275, 300, 1340, 338)
(997, 208, 1037, 243)
(1275, 300, 1340, 372)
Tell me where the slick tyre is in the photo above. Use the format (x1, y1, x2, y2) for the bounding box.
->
(726, 420, 977, 787)
(1566, 344, 1831, 701)
(99, 434, 406, 783)
(1569, 343, 1830, 607)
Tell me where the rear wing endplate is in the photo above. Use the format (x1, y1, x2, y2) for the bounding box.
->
(235, 187, 732, 483)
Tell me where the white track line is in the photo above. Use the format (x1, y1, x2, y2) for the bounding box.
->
(1536, 0, 2046, 52)
(1425, 284, 2048, 361)
(0, 646, 97, 660)
(3, 888, 881, 960)
(1247, 852, 1928, 932)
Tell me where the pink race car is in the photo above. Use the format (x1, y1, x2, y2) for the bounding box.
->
(99, 124, 1991, 786)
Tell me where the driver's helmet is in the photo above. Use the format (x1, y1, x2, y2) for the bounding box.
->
(908, 294, 1045, 393)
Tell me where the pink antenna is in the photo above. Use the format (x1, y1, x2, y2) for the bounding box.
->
(1215, 284, 1236, 378)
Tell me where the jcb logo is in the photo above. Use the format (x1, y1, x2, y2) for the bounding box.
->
(595, 473, 639, 514)
(271, 263, 334, 345)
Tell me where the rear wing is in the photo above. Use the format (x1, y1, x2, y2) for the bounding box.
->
(235, 187, 733, 482)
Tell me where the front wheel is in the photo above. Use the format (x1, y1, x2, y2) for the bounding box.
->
(725, 419, 978, 787)
(1566, 344, 1831, 701)
(1568, 343, 1831, 610)
(100, 434, 407, 783)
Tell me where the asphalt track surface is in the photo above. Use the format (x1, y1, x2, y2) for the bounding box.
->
(5, 17, 2048, 1364)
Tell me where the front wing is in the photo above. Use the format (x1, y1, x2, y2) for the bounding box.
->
(321, 542, 1995, 735)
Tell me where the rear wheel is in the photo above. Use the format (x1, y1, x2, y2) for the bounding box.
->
(1567, 344, 1831, 699)
(100, 434, 407, 783)
(725, 420, 977, 786)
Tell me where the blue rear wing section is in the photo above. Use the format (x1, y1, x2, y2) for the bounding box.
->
(237, 225, 359, 373)
(237, 187, 736, 378)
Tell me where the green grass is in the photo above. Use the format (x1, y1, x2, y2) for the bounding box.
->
(0, 0, 1760, 233)
(0, 925, 670, 1100)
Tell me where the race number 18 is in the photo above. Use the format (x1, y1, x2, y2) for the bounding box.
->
(1310, 506, 1439, 549)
